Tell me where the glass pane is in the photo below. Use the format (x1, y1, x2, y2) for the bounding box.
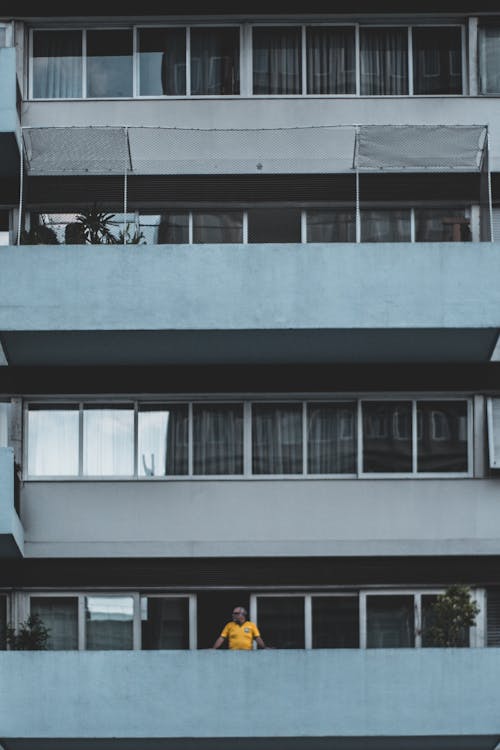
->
(83, 406, 134, 476)
(361, 210, 411, 242)
(87, 30, 133, 98)
(307, 403, 356, 474)
(31, 597, 78, 650)
(257, 596, 304, 648)
(86, 596, 134, 650)
(0, 596, 6, 650)
(307, 210, 356, 242)
(190, 28, 240, 95)
(141, 597, 190, 649)
(367, 595, 415, 648)
(156, 213, 189, 243)
(252, 404, 303, 474)
(193, 404, 243, 475)
(248, 208, 301, 243)
(417, 401, 468, 473)
(193, 212, 243, 243)
(138, 405, 188, 476)
(312, 596, 359, 648)
(363, 401, 412, 473)
(307, 27, 355, 94)
(138, 27, 186, 95)
(28, 406, 79, 476)
(479, 26, 500, 94)
(413, 27, 462, 95)
(360, 28, 408, 95)
(32, 30, 82, 98)
(253, 27, 302, 94)
(415, 208, 471, 241)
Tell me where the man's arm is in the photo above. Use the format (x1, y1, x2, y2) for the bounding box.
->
(212, 636, 226, 649)
(255, 635, 267, 649)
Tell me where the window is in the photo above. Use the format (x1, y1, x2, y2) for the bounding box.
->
(26, 398, 471, 478)
(360, 28, 408, 95)
(306, 26, 355, 94)
(479, 26, 500, 94)
(192, 212, 243, 243)
(415, 207, 471, 242)
(307, 210, 356, 243)
(87, 30, 133, 98)
(32, 30, 82, 98)
(0, 210, 10, 246)
(28, 593, 195, 650)
(487, 397, 500, 469)
(138, 28, 186, 96)
(412, 27, 462, 95)
(361, 209, 411, 243)
(247, 208, 302, 243)
(0, 596, 6, 650)
(30, 596, 78, 650)
(252, 403, 303, 474)
(253, 589, 482, 649)
(190, 28, 240, 95)
(253, 27, 302, 94)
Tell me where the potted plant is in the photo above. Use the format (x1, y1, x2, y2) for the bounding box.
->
(6, 613, 51, 650)
(423, 584, 480, 647)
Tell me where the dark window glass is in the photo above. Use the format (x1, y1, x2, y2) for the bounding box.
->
(367, 595, 414, 648)
(421, 594, 470, 647)
(257, 596, 304, 648)
(479, 26, 500, 94)
(413, 27, 462, 95)
(138, 404, 189, 476)
(360, 28, 408, 95)
(157, 213, 189, 243)
(248, 208, 301, 243)
(417, 401, 468, 473)
(32, 30, 82, 99)
(486, 588, 500, 647)
(307, 26, 355, 94)
(190, 28, 240, 95)
(363, 401, 412, 473)
(30, 597, 78, 650)
(0, 210, 8, 231)
(312, 596, 359, 648)
(307, 403, 356, 474)
(361, 209, 411, 242)
(307, 210, 356, 242)
(193, 212, 243, 243)
(0, 596, 6, 650)
(87, 30, 133, 98)
(193, 404, 243, 475)
(141, 597, 190, 649)
(253, 27, 302, 94)
(138, 28, 186, 96)
(85, 596, 134, 650)
(415, 208, 471, 242)
(252, 404, 303, 474)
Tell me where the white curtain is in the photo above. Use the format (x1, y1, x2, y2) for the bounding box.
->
(193, 405, 243, 475)
(27, 408, 79, 476)
(83, 408, 134, 476)
(253, 27, 302, 94)
(252, 404, 303, 474)
(32, 30, 82, 98)
(190, 28, 239, 95)
(307, 404, 356, 474)
(307, 27, 355, 94)
(360, 28, 408, 95)
(479, 27, 500, 94)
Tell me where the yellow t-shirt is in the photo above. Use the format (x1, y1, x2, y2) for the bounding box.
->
(220, 620, 260, 650)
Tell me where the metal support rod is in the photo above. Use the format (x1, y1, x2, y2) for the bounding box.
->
(123, 126, 129, 244)
(17, 131, 24, 245)
(487, 128, 494, 242)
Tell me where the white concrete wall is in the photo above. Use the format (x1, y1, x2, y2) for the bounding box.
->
(21, 477, 500, 557)
(1, 649, 500, 739)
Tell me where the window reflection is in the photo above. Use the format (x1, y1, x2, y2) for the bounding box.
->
(87, 30, 133, 98)
(85, 596, 134, 650)
(141, 597, 190, 649)
(366, 595, 414, 648)
(138, 405, 189, 476)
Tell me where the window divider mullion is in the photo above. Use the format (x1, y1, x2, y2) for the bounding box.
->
(82, 30, 87, 99)
(133, 402, 138, 478)
(243, 211, 248, 244)
(359, 592, 367, 649)
(412, 400, 417, 474)
(304, 594, 312, 649)
(186, 27, 191, 96)
(415, 593, 422, 648)
(357, 400, 363, 476)
(244, 401, 252, 476)
(79, 403, 84, 476)
(355, 24, 361, 96)
(302, 402, 307, 476)
(188, 402, 193, 476)
(302, 24, 307, 95)
(410, 207, 416, 243)
(408, 26, 414, 96)
(78, 595, 85, 650)
(301, 209, 307, 243)
(132, 26, 137, 98)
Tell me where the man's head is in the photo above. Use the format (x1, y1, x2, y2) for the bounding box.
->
(231, 606, 247, 624)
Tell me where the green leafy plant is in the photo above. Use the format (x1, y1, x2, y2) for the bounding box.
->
(75, 204, 117, 244)
(112, 222, 145, 245)
(423, 584, 480, 647)
(20, 225, 59, 245)
(6, 613, 51, 650)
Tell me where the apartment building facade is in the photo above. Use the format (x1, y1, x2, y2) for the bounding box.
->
(1, 2, 500, 748)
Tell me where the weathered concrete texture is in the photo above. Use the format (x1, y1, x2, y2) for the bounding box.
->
(1, 649, 500, 738)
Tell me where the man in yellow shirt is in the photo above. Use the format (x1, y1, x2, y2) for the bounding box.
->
(212, 606, 267, 650)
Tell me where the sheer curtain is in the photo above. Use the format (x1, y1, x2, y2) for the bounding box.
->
(253, 27, 302, 94)
(138, 406, 188, 476)
(360, 28, 408, 95)
(361, 209, 411, 242)
(31, 597, 78, 650)
(479, 27, 500, 94)
(307, 27, 355, 94)
(83, 407, 134, 476)
(27, 407, 79, 476)
(193, 404, 243, 475)
(307, 210, 356, 242)
(252, 404, 303, 474)
(32, 30, 82, 98)
(138, 28, 186, 96)
(193, 212, 243, 243)
(307, 404, 356, 474)
(190, 28, 239, 95)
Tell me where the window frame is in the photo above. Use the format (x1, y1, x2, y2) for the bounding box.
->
(24, 396, 473, 481)
(28, 21, 466, 101)
(24, 591, 196, 650)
